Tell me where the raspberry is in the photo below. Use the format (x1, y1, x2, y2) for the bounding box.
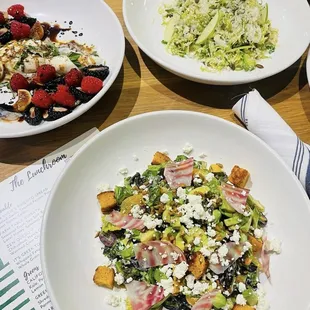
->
(81, 76, 103, 94)
(65, 68, 83, 87)
(0, 12, 8, 24)
(36, 64, 56, 84)
(32, 89, 54, 109)
(8, 4, 25, 20)
(10, 73, 29, 92)
(10, 20, 30, 39)
(52, 85, 76, 107)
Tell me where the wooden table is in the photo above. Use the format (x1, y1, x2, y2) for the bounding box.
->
(0, 0, 309, 182)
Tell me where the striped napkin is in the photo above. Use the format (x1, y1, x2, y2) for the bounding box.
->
(232, 89, 310, 197)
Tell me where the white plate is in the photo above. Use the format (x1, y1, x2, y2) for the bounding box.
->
(307, 48, 310, 87)
(41, 111, 310, 310)
(0, 0, 124, 138)
(123, 0, 310, 85)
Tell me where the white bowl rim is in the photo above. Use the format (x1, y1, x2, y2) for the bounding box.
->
(0, 0, 125, 139)
(123, 0, 310, 85)
(40, 110, 310, 310)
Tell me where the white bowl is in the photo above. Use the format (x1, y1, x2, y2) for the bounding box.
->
(123, 0, 310, 85)
(307, 48, 310, 87)
(0, 0, 124, 138)
(42, 111, 310, 310)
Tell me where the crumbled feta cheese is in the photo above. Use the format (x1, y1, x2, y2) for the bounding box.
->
(206, 173, 215, 182)
(208, 239, 216, 247)
(185, 274, 195, 289)
(210, 253, 219, 264)
(173, 262, 189, 279)
(162, 150, 169, 155)
(143, 194, 149, 202)
(223, 290, 230, 296)
(170, 252, 179, 261)
(230, 230, 240, 244)
(192, 281, 209, 295)
(243, 242, 252, 252)
(211, 282, 217, 289)
(200, 247, 211, 257)
(119, 167, 128, 175)
(102, 255, 111, 267)
(160, 265, 174, 278)
(236, 294, 247, 305)
(105, 295, 123, 307)
(193, 177, 202, 184)
(193, 237, 201, 245)
(207, 226, 216, 237)
(265, 238, 282, 254)
(199, 152, 207, 158)
(183, 143, 193, 155)
(238, 282, 246, 293)
(96, 183, 110, 193)
(159, 278, 174, 296)
(177, 187, 187, 199)
(139, 184, 146, 190)
(218, 244, 228, 258)
(114, 273, 124, 285)
(126, 277, 133, 284)
(131, 204, 144, 219)
(160, 193, 170, 204)
(133, 190, 138, 195)
(254, 228, 264, 239)
(141, 214, 163, 229)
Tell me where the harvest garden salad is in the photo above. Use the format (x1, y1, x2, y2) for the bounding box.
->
(94, 152, 281, 310)
(0, 4, 109, 125)
(159, 0, 278, 72)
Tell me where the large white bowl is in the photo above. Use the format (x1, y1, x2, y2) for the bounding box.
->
(123, 0, 310, 85)
(0, 0, 124, 138)
(307, 48, 310, 87)
(41, 111, 310, 310)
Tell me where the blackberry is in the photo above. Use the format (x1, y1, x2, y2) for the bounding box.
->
(43, 105, 71, 121)
(0, 28, 12, 45)
(24, 106, 43, 126)
(81, 65, 109, 81)
(44, 76, 65, 92)
(19, 16, 37, 27)
(69, 86, 94, 103)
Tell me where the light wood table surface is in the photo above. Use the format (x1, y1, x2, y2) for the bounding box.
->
(0, 0, 309, 182)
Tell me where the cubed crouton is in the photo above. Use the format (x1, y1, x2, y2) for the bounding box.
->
(188, 252, 208, 279)
(97, 191, 117, 213)
(93, 266, 114, 289)
(233, 306, 255, 310)
(228, 165, 250, 188)
(151, 152, 171, 165)
(247, 234, 263, 253)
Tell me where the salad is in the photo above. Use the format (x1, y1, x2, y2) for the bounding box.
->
(159, 0, 278, 72)
(0, 4, 109, 125)
(94, 152, 281, 310)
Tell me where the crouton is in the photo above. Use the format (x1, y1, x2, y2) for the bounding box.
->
(247, 235, 263, 253)
(97, 191, 117, 213)
(151, 152, 171, 165)
(233, 306, 255, 310)
(228, 165, 250, 188)
(210, 164, 223, 173)
(188, 252, 208, 279)
(93, 266, 115, 289)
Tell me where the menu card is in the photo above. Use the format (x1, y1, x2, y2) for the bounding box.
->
(0, 128, 99, 310)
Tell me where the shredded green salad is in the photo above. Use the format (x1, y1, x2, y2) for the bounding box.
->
(94, 152, 281, 310)
(159, 0, 278, 71)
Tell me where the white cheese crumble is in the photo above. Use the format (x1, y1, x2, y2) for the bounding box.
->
(173, 262, 189, 279)
(141, 214, 163, 229)
(177, 187, 187, 199)
(210, 253, 219, 264)
(159, 278, 174, 296)
(160, 265, 174, 278)
(131, 204, 144, 219)
(185, 274, 195, 289)
(193, 177, 203, 184)
(199, 152, 207, 158)
(160, 193, 170, 204)
(102, 255, 112, 267)
(230, 230, 240, 244)
(126, 277, 133, 284)
(238, 282, 246, 293)
(236, 294, 247, 305)
(183, 143, 193, 155)
(114, 273, 124, 285)
(254, 228, 264, 239)
(139, 184, 146, 190)
(206, 172, 215, 182)
(218, 244, 228, 258)
(193, 237, 201, 245)
(192, 281, 209, 295)
(207, 226, 216, 237)
(171, 252, 180, 261)
(143, 194, 149, 202)
(200, 247, 211, 257)
(105, 295, 123, 307)
(265, 238, 282, 254)
(119, 167, 128, 175)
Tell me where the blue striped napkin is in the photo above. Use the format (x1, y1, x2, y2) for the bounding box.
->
(232, 89, 310, 197)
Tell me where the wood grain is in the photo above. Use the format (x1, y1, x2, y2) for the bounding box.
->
(0, 0, 309, 182)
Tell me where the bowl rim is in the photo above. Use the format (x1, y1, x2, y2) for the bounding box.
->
(122, 0, 310, 85)
(0, 0, 125, 138)
(41, 110, 310, 310)
(307, 48, 310, 87)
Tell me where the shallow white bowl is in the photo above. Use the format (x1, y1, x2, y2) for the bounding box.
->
(42, 111, 310, 310)
(0, 0, 124, 138)
(307, 48, 310, 87)
(123, 0, 310, 85)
